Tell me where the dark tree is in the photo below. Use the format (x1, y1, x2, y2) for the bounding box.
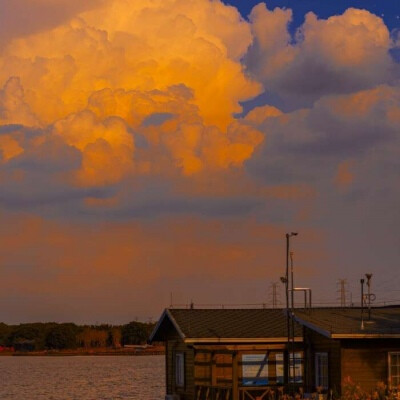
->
(0, 323, 11, 346)
(8, 324, 43, 350)
(121, 321, 149, 345)
(45, 324, 79, 349)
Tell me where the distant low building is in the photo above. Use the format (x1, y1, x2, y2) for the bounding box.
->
(0, 346, 14, 352)
(150, 306, 400, 400)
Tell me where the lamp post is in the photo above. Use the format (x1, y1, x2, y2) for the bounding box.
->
(360, 278, 365, 329)
(285, 232, 298, 394)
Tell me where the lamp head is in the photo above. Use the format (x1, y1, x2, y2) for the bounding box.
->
(286, 232, 298, 238)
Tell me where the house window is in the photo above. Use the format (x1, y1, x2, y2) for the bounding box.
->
(242, 353, 269, 386)
(175, 352, 185, 387)
(315, 352, 329, 390)
(289, 352, 304, 383)
(389, 352, 400, 388)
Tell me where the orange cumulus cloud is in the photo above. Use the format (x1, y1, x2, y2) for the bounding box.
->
(0, 0, 263, 186)
(301, 8, 390, 68)
(246, 5, 394, 103)
(53, 110, 134, 185)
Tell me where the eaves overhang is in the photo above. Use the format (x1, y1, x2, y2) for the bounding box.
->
(184, 337, 303, 344)
(331, 333, 400, 339)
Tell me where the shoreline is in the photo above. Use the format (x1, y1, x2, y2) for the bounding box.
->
(0, 347, 165, 357)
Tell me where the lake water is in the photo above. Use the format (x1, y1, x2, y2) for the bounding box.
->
(0, 355, 165, 400)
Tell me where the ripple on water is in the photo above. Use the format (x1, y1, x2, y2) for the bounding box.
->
(0, 355, 165, 400)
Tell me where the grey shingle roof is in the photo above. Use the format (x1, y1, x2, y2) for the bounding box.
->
(150, 308, 302, 342)
(294, 306, 400, 338)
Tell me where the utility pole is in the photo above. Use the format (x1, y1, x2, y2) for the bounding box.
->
(284, 232, 298, 395)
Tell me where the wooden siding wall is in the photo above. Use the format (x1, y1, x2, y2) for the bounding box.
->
(341, 339, 400, 393)
(194, 352, 234, 387)
(194, 349, 287, 386)
(193, 344, 304, 400)
(304, 328, 400, 394)
(166, 342, 307, 400)
(303, 327, 342, 394)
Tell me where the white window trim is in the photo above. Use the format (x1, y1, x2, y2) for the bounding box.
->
(175, 352, 185, 387)
(315, 352, 329, 390)
(388, 351, 400, 389)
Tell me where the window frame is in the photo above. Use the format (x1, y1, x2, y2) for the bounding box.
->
(315, 352, 329, 390)
(388, 352, 400, 389)
(241, 352, 269, 386)
(175, 352, 185, 388)
(289, 351, 304, 383)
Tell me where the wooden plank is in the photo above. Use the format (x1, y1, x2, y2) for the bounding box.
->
(212, 353, 218, 386)
(341, 347, 388, 392)
(233, 352, 239, 400)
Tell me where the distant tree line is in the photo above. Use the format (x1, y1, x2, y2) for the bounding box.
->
(0, 321, 155, 351)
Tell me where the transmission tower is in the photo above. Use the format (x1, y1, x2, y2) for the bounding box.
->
(337, 279, 347, 307)
(269, 282, 280, 308)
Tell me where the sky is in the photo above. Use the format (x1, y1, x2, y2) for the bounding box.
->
(0, 0, 399, 324)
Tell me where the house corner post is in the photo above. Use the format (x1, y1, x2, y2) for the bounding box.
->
(232, 351, 239, 400)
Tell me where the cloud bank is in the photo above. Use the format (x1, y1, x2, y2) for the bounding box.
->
(0, 0, 399, 321)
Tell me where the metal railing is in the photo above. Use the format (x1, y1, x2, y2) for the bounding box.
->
(195, 385, 287, 400)
(195, 385, 232, 400)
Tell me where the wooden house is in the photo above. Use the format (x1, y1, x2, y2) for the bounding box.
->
(149, 308, 303, 400)
(293, 306, 400, 395)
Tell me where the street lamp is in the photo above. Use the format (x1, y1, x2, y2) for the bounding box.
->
(285, 232, 298, 395)
(286, 232, 298, 310)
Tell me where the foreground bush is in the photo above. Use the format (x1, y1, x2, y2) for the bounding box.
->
(258, 378, 400, 400)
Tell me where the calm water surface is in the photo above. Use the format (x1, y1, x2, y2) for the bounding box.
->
(0, 355, 165, 400)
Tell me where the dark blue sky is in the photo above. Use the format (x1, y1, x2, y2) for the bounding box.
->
(227, 0, 400, 115)
(225, 0, 400, 32)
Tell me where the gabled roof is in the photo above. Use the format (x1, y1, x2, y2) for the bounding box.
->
(149, 308, 303, 344)
(293, 306, 400, 339)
